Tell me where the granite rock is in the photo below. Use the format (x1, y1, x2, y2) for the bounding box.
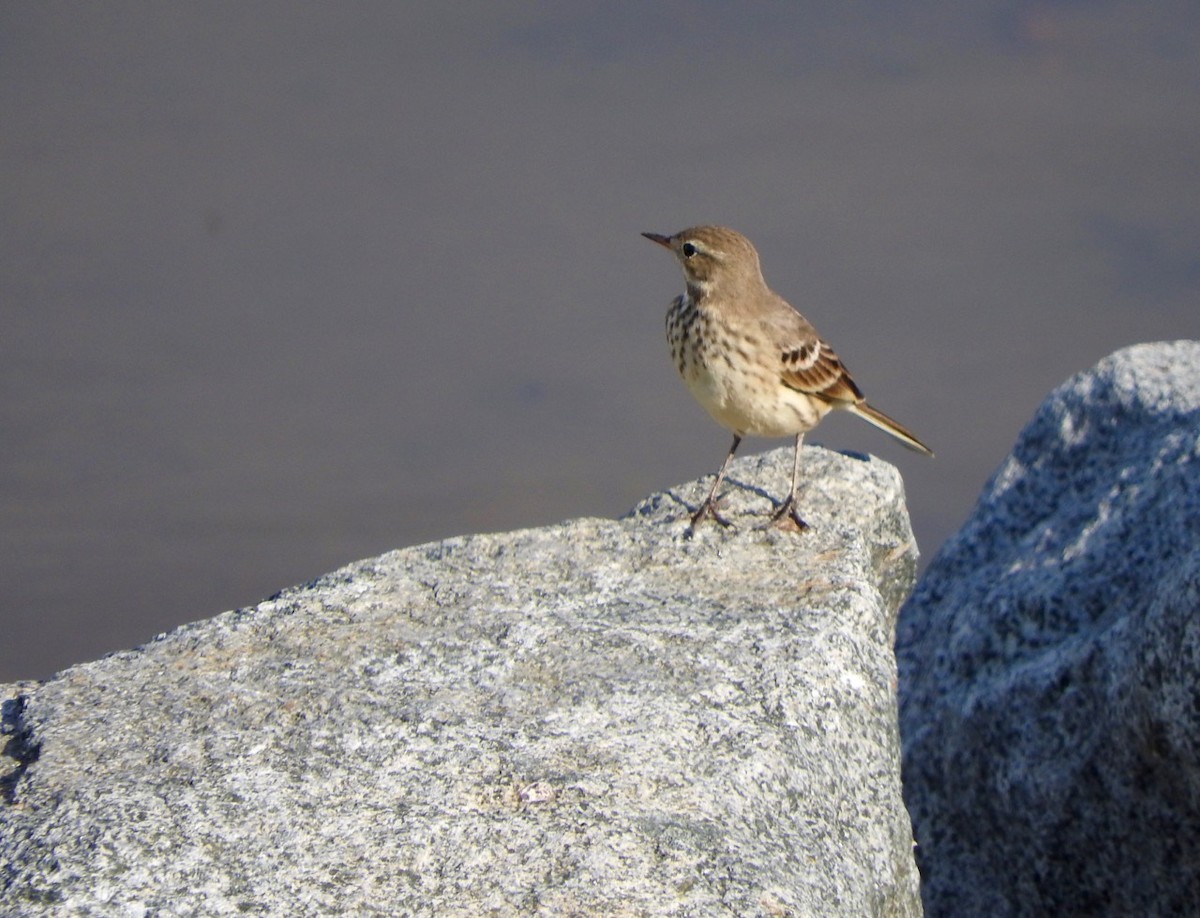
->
(898, 341, 1200, 916)
(2, 446, 922, 917)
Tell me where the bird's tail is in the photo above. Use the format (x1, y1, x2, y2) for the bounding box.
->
(846, 402, 934, 456)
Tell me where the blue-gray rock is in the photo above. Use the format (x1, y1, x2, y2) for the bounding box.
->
(2, 446, 922, 917)
(899, 340, 1200, 916)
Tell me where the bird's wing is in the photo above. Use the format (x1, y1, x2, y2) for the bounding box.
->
(760, 296, 934, 455)
(764, 306, 864, 405)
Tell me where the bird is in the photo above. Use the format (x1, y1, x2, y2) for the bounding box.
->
(642, 225, 932, 533)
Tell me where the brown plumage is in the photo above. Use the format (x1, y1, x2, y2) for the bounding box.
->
(643, 224, 932, 532)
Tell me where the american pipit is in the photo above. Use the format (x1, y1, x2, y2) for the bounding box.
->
(643, 225, 932, 532)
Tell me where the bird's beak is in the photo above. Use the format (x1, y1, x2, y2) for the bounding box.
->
(641, 232, 672, 249)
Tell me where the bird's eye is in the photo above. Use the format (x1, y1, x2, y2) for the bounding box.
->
(681, 242, 698, 258)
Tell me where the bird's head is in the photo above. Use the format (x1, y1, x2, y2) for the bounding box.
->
(641, 225, 763, 296)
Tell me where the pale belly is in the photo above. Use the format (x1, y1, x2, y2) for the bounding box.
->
(680, 354, 829, 439)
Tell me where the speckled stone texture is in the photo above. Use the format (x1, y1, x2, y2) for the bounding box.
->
(1, 446, 922, 917)
(899, 341, 1200, 916)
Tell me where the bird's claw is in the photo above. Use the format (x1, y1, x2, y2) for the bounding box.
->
(686, 498, 734, 535)
(769, 496, 809, 532)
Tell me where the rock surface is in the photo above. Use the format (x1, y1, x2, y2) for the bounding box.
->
(1, 446, 922, 917)
(898, 340, 1200, 916)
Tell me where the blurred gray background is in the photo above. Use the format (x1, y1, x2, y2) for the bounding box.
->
(3, 2, 1198, 682)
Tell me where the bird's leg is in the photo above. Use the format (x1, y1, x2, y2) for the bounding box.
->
(689, 434, 741, 531)
(770, 433, 810, 532)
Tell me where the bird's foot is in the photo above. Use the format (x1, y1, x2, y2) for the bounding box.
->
(769, 495, 810, 533)
(686, 497, 734, 535)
